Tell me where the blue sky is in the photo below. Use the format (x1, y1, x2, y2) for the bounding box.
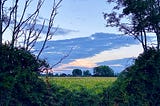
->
(3, 0, 144, 73)
(3, 0, 119, 41)
(48, 0, 120, 40)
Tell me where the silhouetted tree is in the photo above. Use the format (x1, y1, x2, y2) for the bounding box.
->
(83, 70, 91, 77)
(104, 0, 160, 51)
(54, 73, 59, 77)
(72, 69, 82, 77)
(60, 73, 67, 77)
(93, 65, 114, 77)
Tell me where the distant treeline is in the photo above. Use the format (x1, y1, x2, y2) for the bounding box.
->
(40, 65, 118, 77)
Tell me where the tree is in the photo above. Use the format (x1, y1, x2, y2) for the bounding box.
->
(103, 48, 160, 105)
(83, 70, 91, 77)
(60, 73, 67, 77)
(93, 65, 114, 77)
(72, 69, 82, 77)
(0, 0, 62, 57)
(104, 0, 160, 51)
(0, 0, 2, 46)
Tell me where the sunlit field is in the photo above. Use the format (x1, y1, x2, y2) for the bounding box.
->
(45, 77, 117, 94)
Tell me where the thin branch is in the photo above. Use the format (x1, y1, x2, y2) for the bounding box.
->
(37, 0, 62, 59)
(18, 0, 30, 27)
(16, 0, 44, 34)
(28, 20, 45, 51)
(51, 47, 73, 68)
(11, 0, 18, 47)
(2, 3, 15, 33)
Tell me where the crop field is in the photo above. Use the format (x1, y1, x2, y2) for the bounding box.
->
(46, 77, 117, 94)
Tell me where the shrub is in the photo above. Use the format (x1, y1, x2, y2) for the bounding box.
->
(103, 48, 160, 106)
(0, 45, 51, 105)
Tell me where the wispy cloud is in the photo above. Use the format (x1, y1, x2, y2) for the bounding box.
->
(27, 23, 78, 35)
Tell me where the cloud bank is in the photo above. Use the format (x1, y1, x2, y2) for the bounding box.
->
(53, 44, 143, 72)
(34, 32, 143, 73)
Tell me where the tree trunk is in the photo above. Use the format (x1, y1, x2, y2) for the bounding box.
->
(156, 33, 160, 51)
(0, 0, 2, 46)
(154, 24, 160, 51)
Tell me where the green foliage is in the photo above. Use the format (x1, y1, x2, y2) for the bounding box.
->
(49, 83, 102, 106)
(0, 44, 48, 73)
(103, 48, 160, 105)
(72, 69, 82, 76)
(0, 45, 52, 105)
(93, 65, 114, 77)
(105, 0, 160, 50)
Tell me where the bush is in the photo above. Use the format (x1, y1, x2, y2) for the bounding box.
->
(103, 48, 160, 106)
(0, 45, 52, 105)
(47, 83, 104, 106)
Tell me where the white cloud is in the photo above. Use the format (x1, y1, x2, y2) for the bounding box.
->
(53, 44, 143, 71)
(84, 44, 143, 63)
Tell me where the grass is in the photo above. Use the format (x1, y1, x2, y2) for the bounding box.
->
(45, 77, 117, 94)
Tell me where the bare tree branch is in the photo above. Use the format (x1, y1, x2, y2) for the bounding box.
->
(51, 47, 73, 68)
(37, 0, 62, 59)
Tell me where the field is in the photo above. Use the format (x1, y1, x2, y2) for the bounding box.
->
(46, 77, 117, 94)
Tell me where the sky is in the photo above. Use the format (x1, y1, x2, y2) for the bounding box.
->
(52, 44, 142, 73)
(47, 0, 120, 40)
(42, 0, 142, 73)
(3, 0, 144, 73)
(3, 0, 118, 40)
